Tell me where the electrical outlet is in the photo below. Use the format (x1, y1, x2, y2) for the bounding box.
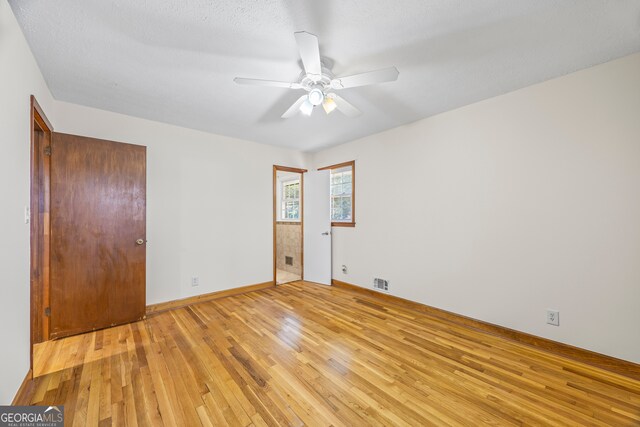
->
(24, 206, 30, 224)
(547, 309, 559, 326)
(341, 265, 348, 274)
(191, 276, 199, 287)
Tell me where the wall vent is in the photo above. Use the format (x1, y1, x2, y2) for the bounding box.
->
(285, 256, 293, 266)
(373, 278, 389, 292)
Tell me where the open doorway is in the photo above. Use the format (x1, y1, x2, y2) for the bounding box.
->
(273, 166, 306, 285)
(30, 96, 53, 364)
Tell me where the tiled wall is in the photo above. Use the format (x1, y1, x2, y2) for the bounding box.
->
(276, 222, 302, 276)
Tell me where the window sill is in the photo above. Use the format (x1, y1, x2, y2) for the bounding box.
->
(332, 222, 356, 227)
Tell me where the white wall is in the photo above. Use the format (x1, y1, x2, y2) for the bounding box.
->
(312, 53, 640, 363)
(53, 101, 308, 306)
(0, 0, 57, 404)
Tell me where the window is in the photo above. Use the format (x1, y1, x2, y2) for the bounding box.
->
(320, 161, 355, 227)
(281, 179, 300, 220)
(331, 168, 352, 222)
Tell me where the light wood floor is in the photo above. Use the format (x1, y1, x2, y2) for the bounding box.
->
(276, 269, 301, 285)
(23, 281, 640, 426)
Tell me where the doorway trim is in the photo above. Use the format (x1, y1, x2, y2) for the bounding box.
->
(273, 165, 307, 285)
(30, 95, 53, 370)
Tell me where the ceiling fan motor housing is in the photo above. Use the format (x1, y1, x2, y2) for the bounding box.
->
(299, 64, 334, 92)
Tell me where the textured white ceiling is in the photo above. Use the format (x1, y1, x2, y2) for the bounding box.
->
(10, 0, 640, 151)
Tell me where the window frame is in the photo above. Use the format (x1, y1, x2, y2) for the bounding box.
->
(319, 160, 356, 227)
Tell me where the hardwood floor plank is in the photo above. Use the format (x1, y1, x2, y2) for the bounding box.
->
(85, 360, 102, 426)
(19, 281, 640, 426)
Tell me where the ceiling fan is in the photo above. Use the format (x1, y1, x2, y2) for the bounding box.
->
(234, 31, 399, 119)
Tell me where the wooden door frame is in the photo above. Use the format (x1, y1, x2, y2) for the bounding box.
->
(30, 95, 53, 370)
(273, 166, 307, 285)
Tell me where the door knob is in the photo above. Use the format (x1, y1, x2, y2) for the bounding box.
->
(136, 239, 145, 245)
(321, 231, 330, 236)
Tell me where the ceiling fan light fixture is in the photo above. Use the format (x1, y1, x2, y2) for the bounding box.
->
(299, 99, 314, 116)
(308, 87, 324, 106)
(322, 96, 337, 114)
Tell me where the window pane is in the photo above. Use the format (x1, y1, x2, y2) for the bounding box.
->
(331, 196, 342, 220)
(331, 197, 338, 209)
(282, 199, 300, 220)
(329, 196, 352, 221)
(283, 181, 300, 201)
(342, 197, 352, 220)
(283, 181, 299, 219)
(331, 207, 340, 220)
(330, 196, 341, 220)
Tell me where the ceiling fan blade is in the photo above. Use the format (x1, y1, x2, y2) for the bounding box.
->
(331, 67, 399, 89)
(234, 78, 302, 89)
(281, 95, 308, 119)
(330, 94, 361, 117)
(294, 31, 322, 78)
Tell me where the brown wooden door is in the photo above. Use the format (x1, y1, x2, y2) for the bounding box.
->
(49, 133, 146, 339)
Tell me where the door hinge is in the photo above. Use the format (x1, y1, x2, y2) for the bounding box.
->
(44, 307, 51, 317)
(43, 146, 52, 156)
